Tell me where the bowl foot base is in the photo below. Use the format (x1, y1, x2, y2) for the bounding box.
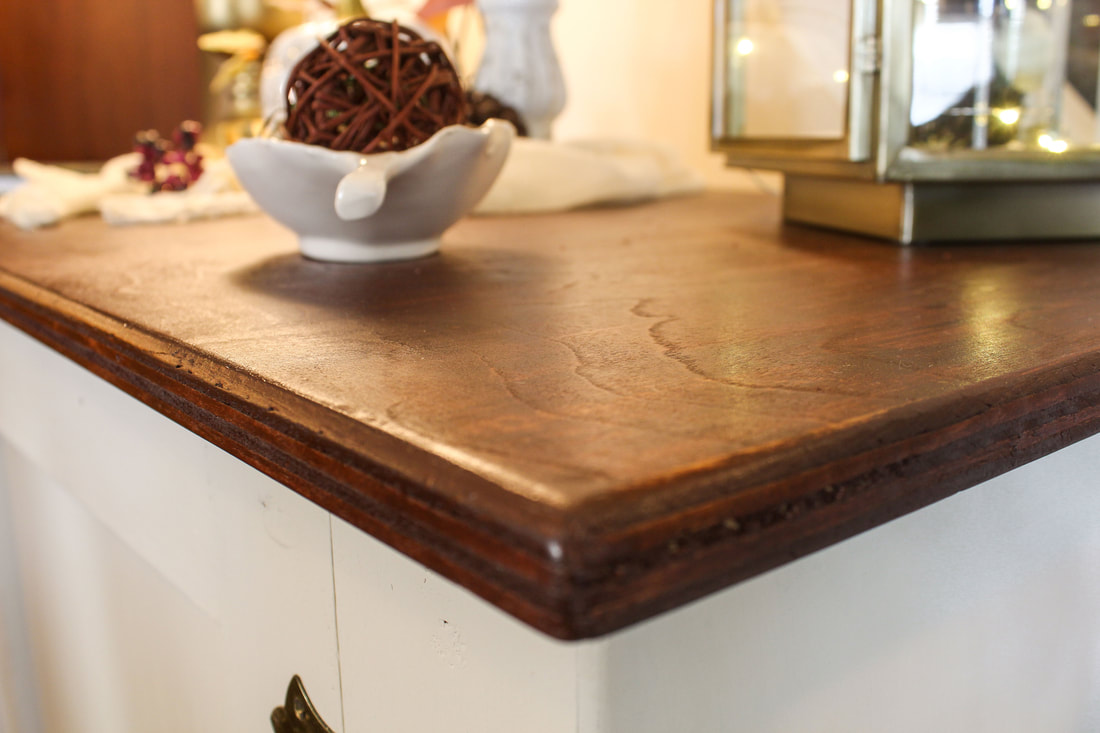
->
(299, 236, 441, 263)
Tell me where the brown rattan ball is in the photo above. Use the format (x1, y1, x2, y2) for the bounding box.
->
(285, 18, 467, 154)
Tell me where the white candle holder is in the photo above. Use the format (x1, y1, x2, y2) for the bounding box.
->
(474, 0, 566, 139)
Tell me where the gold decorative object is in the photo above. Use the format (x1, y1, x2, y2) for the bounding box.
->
(197, 28, 267, 147)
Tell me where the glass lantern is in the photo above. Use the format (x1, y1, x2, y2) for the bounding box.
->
(712, 0, 1100, 242)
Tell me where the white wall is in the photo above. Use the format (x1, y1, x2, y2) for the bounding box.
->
(551, 0, 758, 189)
(437, 0, 775, 190)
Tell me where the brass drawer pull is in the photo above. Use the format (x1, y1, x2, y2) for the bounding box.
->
(271, 675, 334, 733)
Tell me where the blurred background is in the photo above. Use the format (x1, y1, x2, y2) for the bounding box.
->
(0, 0, 748, 188)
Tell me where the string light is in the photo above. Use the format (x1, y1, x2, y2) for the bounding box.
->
(1038, 134, 1069, 153)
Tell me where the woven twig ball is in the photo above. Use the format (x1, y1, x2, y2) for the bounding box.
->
(285, 18, 467, 153)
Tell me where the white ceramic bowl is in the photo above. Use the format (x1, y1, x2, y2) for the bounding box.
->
(226, 119, 514, 263)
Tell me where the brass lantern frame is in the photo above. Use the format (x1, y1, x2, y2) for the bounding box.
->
(712, 0, 1100, 243)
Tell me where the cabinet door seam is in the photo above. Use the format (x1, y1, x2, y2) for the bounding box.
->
(329, 513, 348, 733)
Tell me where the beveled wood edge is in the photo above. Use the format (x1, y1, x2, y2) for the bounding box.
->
(0, 271, 580, 637)
(2, 267, 1100, 639)
(559, 363, 1100, 636)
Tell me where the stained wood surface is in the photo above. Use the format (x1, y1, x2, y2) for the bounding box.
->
(2, 191, 1100, 639)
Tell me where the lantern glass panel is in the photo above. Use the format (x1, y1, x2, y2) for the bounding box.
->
(719, 0, 852, 139)
(908, 0, 1100, 154)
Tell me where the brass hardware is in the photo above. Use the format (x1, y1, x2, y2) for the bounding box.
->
(271, 675, 334, 733)
(783, 175, 1100, 244)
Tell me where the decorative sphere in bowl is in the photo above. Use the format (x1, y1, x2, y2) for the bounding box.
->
(227, 119, 514, 263)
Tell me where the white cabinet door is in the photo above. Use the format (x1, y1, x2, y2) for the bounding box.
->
(0, 321, 344, 733)
(330, 515, 593, 733)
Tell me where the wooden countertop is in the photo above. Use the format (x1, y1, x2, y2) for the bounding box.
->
(2, 191, 1100, 639)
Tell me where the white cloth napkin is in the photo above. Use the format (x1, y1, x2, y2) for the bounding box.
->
(0, 155, 257, 230)
(0, 155, 143, 230)
(99, 158, 258, 226)
(474, 137, 705, 215)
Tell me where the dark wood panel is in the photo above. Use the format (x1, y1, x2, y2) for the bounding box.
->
(0, 0, 202, 162)
(1, 191, 1100, 638)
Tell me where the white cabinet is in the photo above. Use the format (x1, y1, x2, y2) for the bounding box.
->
(330, 515, 586, 733)
(330, 439, 1100, 733)
(0, 321, 342, 733)
(3, 314, 1100, 732)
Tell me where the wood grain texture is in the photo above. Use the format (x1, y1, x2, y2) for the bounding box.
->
(2, 191, 1100, 638)
(0, 0, 202, 162)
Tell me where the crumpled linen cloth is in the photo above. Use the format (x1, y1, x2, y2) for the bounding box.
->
(474, 137, 704, 215)
(1, 136, 701, 230)
(0, 154, 257, 230)
(1, 155, 141, 230)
